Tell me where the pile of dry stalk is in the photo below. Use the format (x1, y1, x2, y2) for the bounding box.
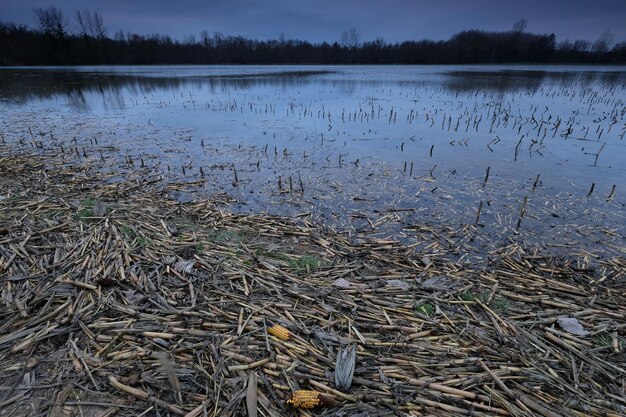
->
(0, 149, 624, 417)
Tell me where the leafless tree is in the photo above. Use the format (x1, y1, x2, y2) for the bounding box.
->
(214, 31, 224, 47)
(75, 9, 106, 39)
(512, 18, 527, 35)
(592, 31, 614, 54)
(33, 6, 68, 39)
(340, 28, 360, 47)
(349, 28, 360, 47)
(200, 30, 211, 47)
(573, 39, 590, 52)
(184, 34, 196, 45)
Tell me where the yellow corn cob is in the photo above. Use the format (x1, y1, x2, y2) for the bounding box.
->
(286, 390, 337, 408)
(267, 324, 290, 340)
(286, 390, 322, 408)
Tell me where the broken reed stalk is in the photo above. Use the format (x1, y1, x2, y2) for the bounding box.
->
(297, 171, 304, 193)
(109, 377, 186, 415)
(516, 195, 528, 231)
(593, 143, 606, 167)
(483, 166, 490, 187)
(606, 184, 616, 201)
(232, 166, 239, 186)
(532, 173, 541, 191)
(474, 201, 483, 226)
(514, 135, 524, 161)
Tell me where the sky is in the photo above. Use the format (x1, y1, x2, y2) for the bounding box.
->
(1, 0, 625, 44)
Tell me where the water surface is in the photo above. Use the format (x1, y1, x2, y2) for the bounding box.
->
(1, 65, 624, 255)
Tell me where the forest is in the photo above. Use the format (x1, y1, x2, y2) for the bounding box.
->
(1, 7, 625, 65)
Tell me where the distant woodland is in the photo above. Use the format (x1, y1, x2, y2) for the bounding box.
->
(1, 8, 625, 65)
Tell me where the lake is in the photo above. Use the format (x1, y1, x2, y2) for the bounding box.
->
(1, 65, 625, 256)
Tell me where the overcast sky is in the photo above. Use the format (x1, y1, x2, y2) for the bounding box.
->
(1, 0, 625, 44)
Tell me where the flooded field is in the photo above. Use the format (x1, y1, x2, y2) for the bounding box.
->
(1, 65, 625, 256)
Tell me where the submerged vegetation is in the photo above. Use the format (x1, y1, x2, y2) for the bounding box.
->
(1, 8, 625, 65)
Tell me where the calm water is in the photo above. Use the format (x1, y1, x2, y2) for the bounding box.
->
(1, 65, 625, 254)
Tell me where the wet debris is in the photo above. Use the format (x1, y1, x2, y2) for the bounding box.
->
(0, 151, 624, 416)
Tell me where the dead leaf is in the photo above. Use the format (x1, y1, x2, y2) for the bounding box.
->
(49, 385, 74, 417)
(419, 275, 456, 291)
(123, 290, 144, 304)
(92, 199, 107, 217)
(246, 372, 258, 417)
(386, 279, 410, 290)
(333, 278, 351, 288)
(155, 351, 181, 404)
(18, 371, 35, 392)
(166, 222, 178, 236)
(174, 259, 195, 274)
(557, 317, 589, 337)
(315, 330, 355, 346)
(335, 345, 356, 391)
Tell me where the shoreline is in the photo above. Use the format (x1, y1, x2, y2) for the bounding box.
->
(0, 147, 624, 415)
(2, 109, 624, 262)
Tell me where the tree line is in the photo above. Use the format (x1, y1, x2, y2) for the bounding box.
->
(1, 8, 625, 65)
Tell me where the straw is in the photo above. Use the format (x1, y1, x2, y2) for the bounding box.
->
(0, 150, 624, 416)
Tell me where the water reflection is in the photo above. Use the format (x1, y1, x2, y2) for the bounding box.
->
(2, 67, 625, 112)
(0, 69, 330, 109)
(443, 70, 626, 94)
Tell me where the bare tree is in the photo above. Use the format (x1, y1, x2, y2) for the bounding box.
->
(349, 28, 360, 47)
(340, 30, 349, 47)
(214, 31, 224, 47)
(75, 10, 106, 39)
(33, 6, 68, 39)
(592, 31, 614, 54)
(114, 30, 125, 42)
(184, 34, 196, 45)
(573, 39, 590, 52)
(512, 18, 527, 35)
(200, 30, 211, 47)
(340, 28, 360, 47)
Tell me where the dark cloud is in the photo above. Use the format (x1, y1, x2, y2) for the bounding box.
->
(1, 0, 624, 43)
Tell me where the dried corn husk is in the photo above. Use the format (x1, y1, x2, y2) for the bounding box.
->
(334, 345, 356, 390)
